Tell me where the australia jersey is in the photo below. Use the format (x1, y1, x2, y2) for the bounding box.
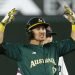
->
(1, 38, 75, 75)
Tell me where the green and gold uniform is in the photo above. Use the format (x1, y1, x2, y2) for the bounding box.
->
(0, 38, 75, 75)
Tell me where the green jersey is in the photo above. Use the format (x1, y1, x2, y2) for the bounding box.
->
(1, 38, 75, 75)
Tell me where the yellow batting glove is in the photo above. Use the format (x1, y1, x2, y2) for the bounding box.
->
(1, 8, 17, 25)
(64, 5, 75, 24)
(0, 8, 17, 32)
(63, 5, 75, 31)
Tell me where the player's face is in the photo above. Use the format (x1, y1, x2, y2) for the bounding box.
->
(32, 26, 46, 41)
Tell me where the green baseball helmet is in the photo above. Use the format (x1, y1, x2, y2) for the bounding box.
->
(26, 17, 50, 31)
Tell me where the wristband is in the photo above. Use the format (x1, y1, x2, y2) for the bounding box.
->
(0, 22, 5, 32)
(72, 24, 75, 31)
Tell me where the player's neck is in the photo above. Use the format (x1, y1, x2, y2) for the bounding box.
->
(30, 39, 43, 45)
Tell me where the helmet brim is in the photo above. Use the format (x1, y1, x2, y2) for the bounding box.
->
(46, 30, 56, 37)
(28, 22, 49, 30)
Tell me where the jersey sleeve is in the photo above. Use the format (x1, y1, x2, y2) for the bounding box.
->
(57, 38, 75, 56)
(2, 42, 22, 61)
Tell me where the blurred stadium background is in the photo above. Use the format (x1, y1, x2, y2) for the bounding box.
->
(0, 0, 75, 75)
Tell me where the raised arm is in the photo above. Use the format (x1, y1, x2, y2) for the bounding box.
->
(0, 8, 17, 44)
(64, 6, 75, 40)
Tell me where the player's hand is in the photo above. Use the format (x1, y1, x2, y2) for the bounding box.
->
(64, 5, 75, 24)
(1, 8, 17, 25)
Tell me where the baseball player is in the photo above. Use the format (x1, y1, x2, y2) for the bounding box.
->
(58, 57, 69, 75)
(0, 6, 75, 75)
(44, 25, 69, 75)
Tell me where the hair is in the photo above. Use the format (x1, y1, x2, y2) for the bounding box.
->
(46, 29, 52, 37)
(27, 30, 35, 40)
